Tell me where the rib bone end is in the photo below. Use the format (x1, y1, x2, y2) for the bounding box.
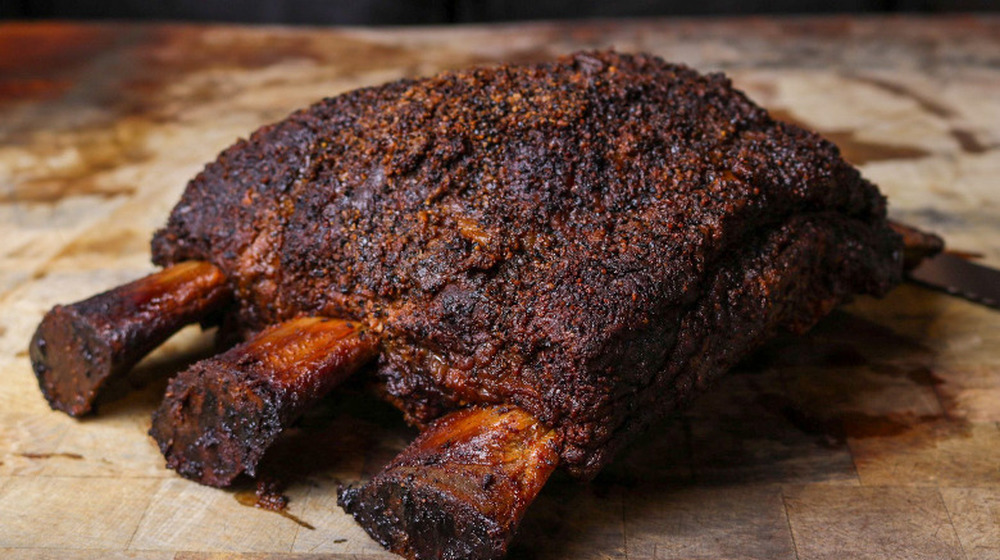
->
(150, 317, 379, 487)
(150, 358, 281, 487)
(30, 261, 230, 417)
(31, 305, 115, 417)
(339, 405, 560, 560)
(889, 221, 945, 270)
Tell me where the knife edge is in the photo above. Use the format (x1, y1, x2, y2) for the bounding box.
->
(906, 252, 1000, 310)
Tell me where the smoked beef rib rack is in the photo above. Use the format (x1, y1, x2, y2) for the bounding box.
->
(28, 51, 939, 560)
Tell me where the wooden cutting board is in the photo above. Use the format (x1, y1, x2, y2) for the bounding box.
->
(2, 16, 999, 560)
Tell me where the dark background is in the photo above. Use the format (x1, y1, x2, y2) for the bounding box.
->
(2, 0, 998, 25)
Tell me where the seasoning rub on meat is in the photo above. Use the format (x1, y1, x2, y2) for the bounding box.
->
(30, 51, 938, 560)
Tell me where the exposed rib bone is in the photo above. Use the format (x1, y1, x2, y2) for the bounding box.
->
(150, 317, 379, 487)
(30, 261, 230, 417)
(339, 405, 560, 560)
(889, 220, 944, 270)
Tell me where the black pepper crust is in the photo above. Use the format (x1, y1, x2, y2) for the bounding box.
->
(151, 51, 903, 477)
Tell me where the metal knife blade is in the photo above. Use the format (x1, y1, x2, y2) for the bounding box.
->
(907, 252, 1000, 310)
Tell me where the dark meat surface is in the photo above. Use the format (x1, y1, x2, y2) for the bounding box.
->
(151, 51, 903, 477)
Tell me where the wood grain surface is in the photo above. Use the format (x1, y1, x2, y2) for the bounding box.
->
(1, 15, 999, 560)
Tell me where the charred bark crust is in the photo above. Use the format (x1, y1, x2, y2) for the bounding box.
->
(148, 50, 905, 476)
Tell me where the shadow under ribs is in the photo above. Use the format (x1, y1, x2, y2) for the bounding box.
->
(339, 405, 561, 560)
(30, 261, 231, 417)
(150, 316, 379, 487)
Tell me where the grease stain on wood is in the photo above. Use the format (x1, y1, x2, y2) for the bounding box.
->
(769, 109, 931, 165)
(17, 452, 85, 460)
(6, 177, 137, 204)
(3, 121, 153, 204)
(821, 130, 932, 166)
(54, 228, 149, 260)
(950, 128, 996, 154)
(233, 490, 316, 530)
(0, 78, 74, 103)
(849, 74, 958, 118)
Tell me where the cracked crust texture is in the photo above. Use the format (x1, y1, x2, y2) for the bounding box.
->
(151, 51, 903, 478)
